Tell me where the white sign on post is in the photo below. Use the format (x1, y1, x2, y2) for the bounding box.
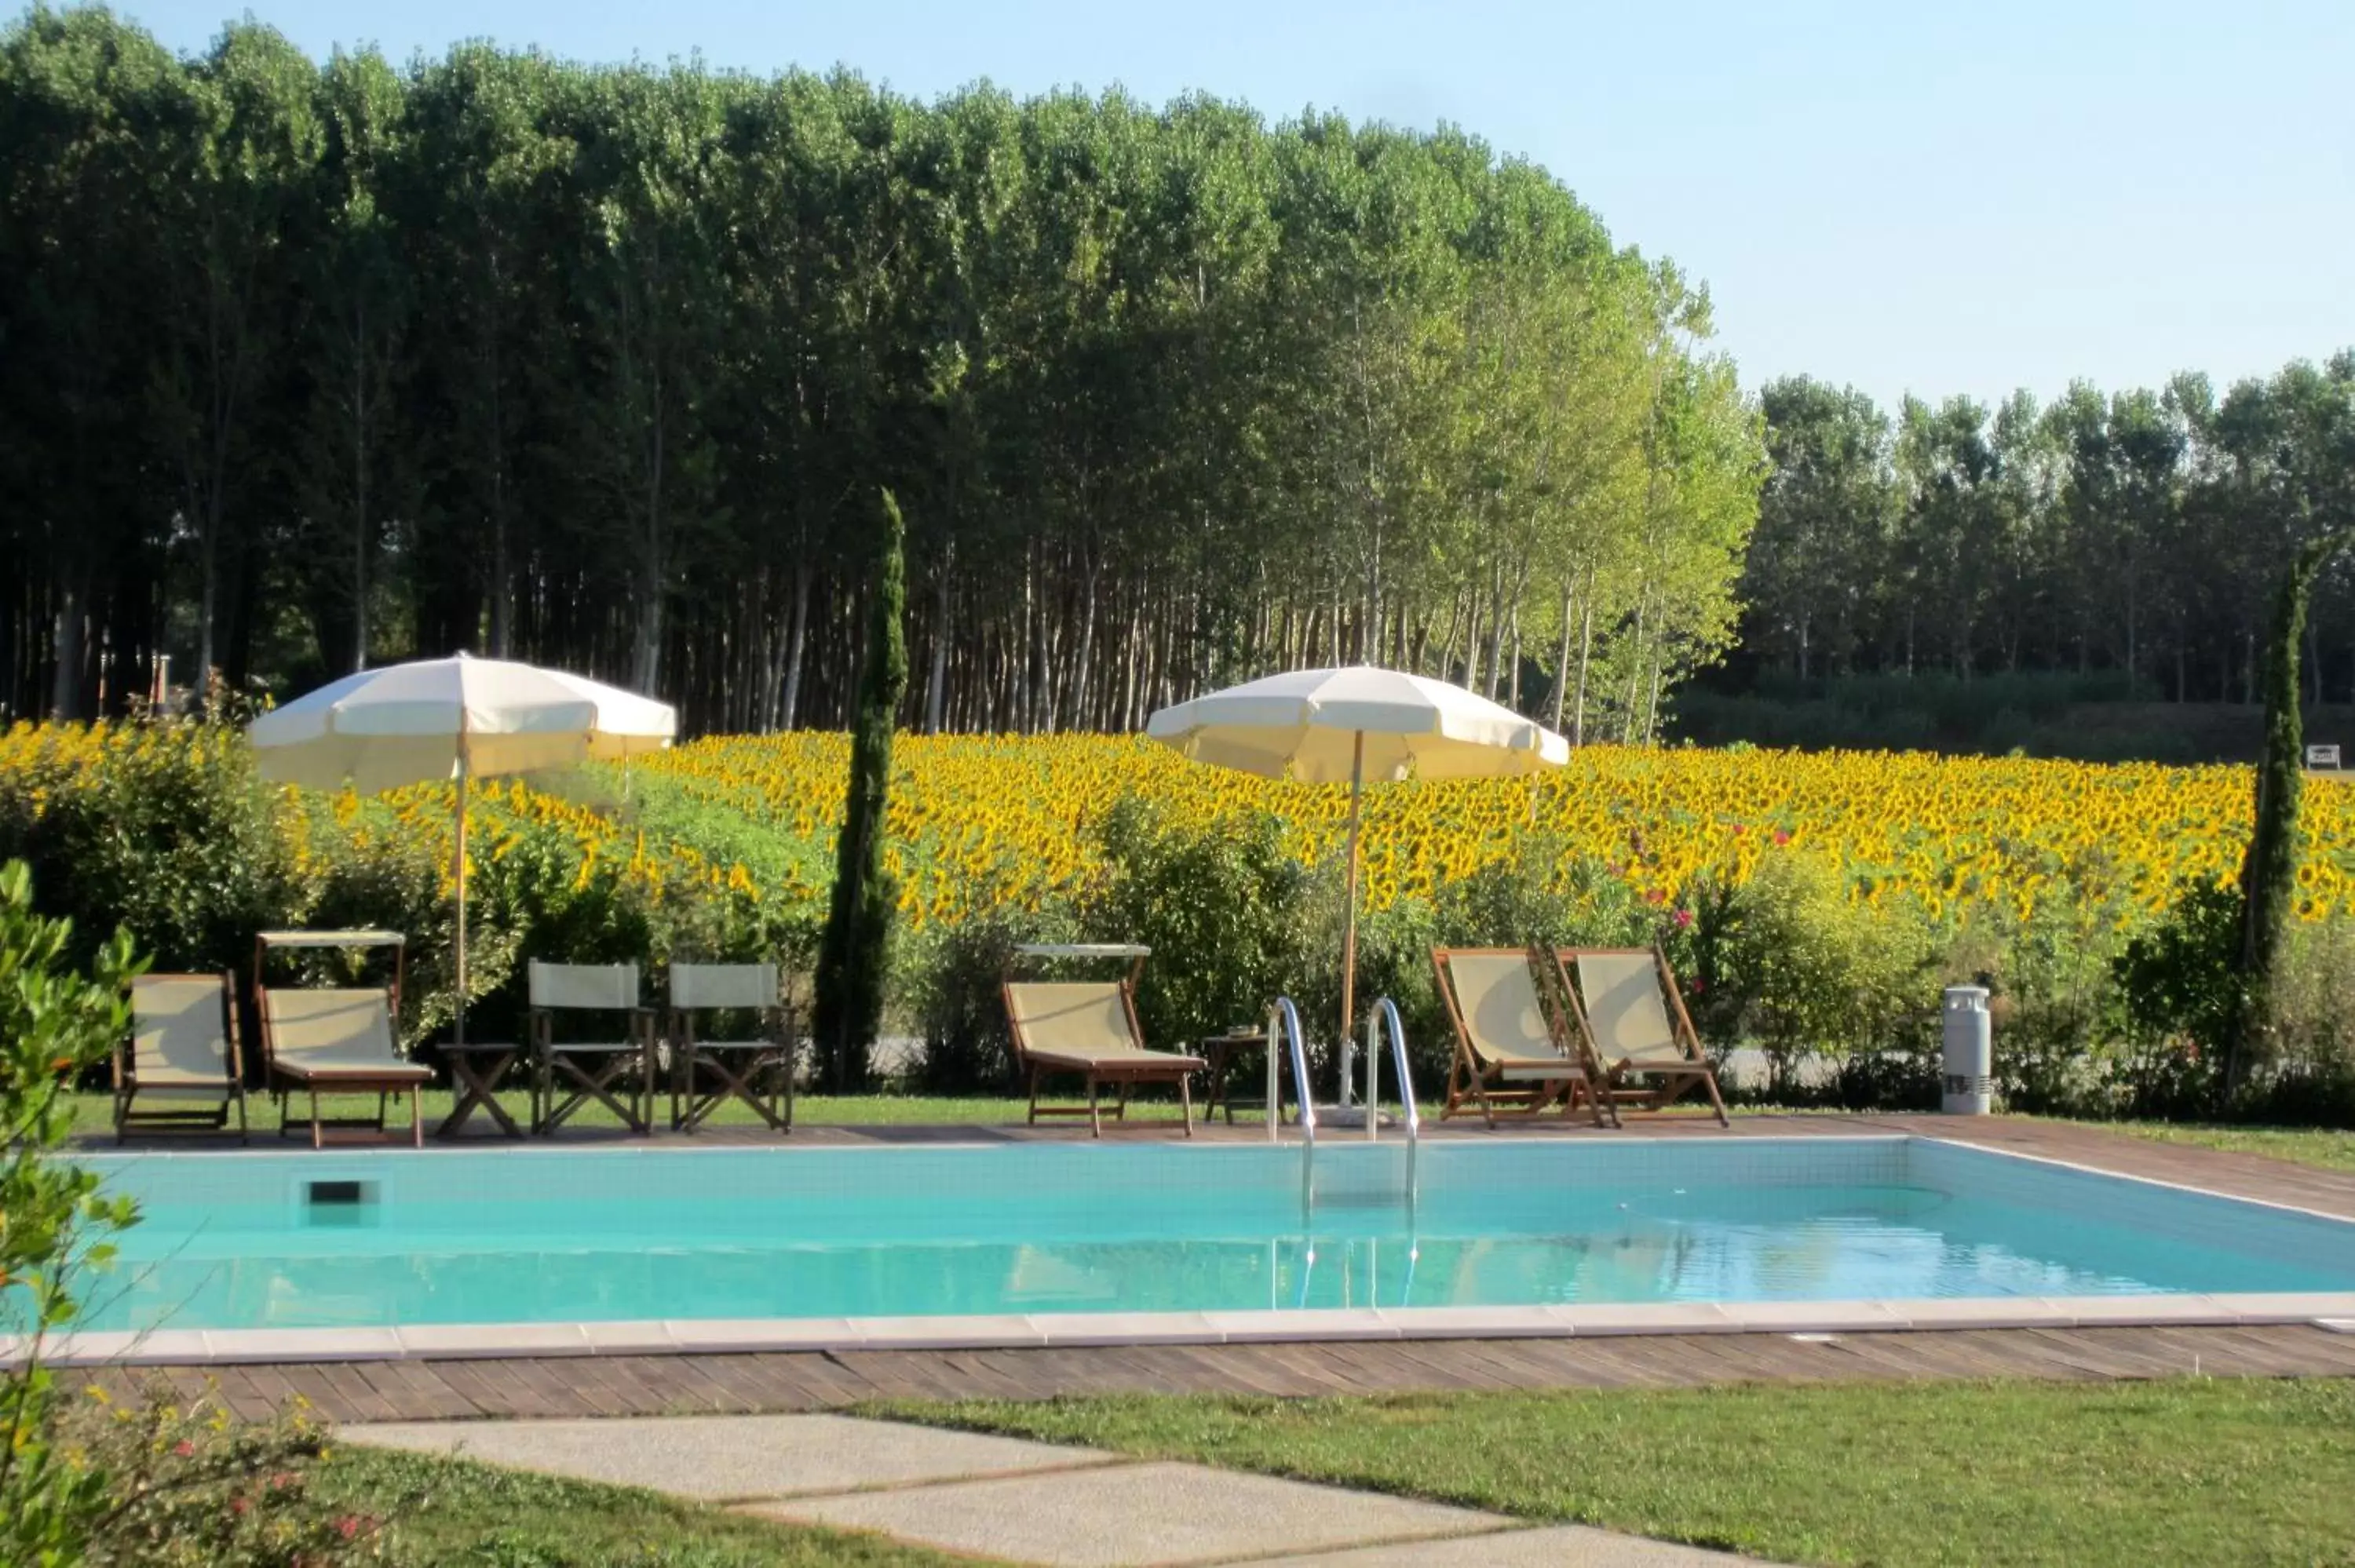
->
(2307, 743, 2342, 771)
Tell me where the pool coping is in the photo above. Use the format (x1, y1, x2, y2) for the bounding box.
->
(15, 1130, 2355, 1369)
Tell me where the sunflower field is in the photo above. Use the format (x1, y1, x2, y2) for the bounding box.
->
(7, 719, 2355, 1118)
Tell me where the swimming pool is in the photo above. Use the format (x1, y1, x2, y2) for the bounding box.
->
(46, 1136, 2355, 1358)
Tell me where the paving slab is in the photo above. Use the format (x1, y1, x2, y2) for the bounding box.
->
(345, 1413, 1116, 1501)
(748, 1459, 1510, 1566)
(1261, 1522, 1743, 1564)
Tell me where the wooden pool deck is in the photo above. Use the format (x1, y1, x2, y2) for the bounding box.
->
(57, 1113, 2355, 1420)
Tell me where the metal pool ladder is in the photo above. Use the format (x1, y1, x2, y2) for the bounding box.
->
(1261, 994, 1420, 1144)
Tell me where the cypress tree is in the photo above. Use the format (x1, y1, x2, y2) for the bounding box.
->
(2229, 524, 2352, 1100)
(813, 487, 908, 1091)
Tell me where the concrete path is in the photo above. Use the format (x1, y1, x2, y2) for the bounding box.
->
(348, 1413, 1740, 1566)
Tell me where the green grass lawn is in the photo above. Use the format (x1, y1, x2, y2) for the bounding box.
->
(317, 1444, 956, 1566)
(2092, 1119, 2355, 1174)
(879, 1379, 2355, 1568)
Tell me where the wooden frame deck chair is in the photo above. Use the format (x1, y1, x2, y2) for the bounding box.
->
(1556, 946, 1729, 1127)
(1002, 944, 1206, 1137)
(1432, 946, 1611, 1129)
(529, 961, 658, 1135)
(115, 973, 249, 1143)
(254, 931, 431, 1148)
(668, 961, 793, 1133)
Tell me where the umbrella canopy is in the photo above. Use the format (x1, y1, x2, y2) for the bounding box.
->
(248, 654, 677, 1045)
(1145, 665, 1569, 782)
(250, 654, 675, 793)
(1147, 665, 1570, 1102)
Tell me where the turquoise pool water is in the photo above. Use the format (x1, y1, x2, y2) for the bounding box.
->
(60, 1138, 2355, 1332)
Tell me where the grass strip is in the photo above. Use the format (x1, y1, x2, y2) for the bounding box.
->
(317, 1444, 957, 1566)
(875, 1378, 2355, 1567)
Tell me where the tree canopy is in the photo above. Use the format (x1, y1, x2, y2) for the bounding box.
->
(1, 5, 1759, 740)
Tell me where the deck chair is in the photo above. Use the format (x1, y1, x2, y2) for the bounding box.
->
(1432, 947, 1611, 1129)
(114, 974, 249, 1143)
(1002, 944, 1205, 1137)
(257, 988, 432, 1149)
(668, 962, 793, 1133)
(530, 961, 658, 1135)
(254, 930, 430, 1147)
(1557, 946, 1730, 1127)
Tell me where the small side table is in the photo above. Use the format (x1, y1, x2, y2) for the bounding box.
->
(437, 1041, 525, 1139)
(1199, 1031, 1291, 1125)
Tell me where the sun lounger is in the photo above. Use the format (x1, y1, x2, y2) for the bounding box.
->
(668, 961, 793, 1133)
(1557, 946, 1729, 1127)
(530, 961, 658, 1135)
(114, 973, 249, 1143)
(1432, 946, 1610, 1129)
(255, 931, 431, 1147)
(1002, 944, 1204, 1137)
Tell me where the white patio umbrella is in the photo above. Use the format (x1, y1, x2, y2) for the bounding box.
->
(247, 653, 677, 1042)
(1146, 665, 1570, 1077)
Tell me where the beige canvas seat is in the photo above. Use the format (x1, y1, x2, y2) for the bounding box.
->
(114, 973, 249, 1143)
(530, 961, 658, 1135)
(255, 930, 430, 1147)
(1557, 947, 1729, 1126)
(1002, 945, 1204, 1137)
(259, 990, 432, 1148)
(668, 961, 793, 1133)
(1432, 947, 1609, 1129)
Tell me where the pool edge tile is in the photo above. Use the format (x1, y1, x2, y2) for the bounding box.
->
(202, 1327, 406, 1363)
(662, 1318, 863, 1353)
(1376, 1306, 1568, 1340)
(1877, 1297, 2076, 1331)
(1719, 1300, 1911, 1333)
(1203, 1308, 1400, 1343)
(395, 1323, 594, 1359)
(850, 1315, 1048, 1351)
(582, 1320, 680, 1355)
(1029, 1311, 1221, 1347)
(2043, 1294, 2241, 1328)
(2210, 1291, 2355, 1325)
(1544, 1302, 1738, 1336)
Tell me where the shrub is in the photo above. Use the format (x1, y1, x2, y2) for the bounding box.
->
(56, 1382, 392, 1567)
(0, 722, 299, 973)
(1, 860, 144, 1560)
(910, 899, 1079, 1092)
(1079, 796, 1311, 1064)
(1713, 850, 1933, 1097)
(2112, 881, 2240, 1118)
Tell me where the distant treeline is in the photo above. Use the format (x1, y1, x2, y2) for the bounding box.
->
(2, 6, 1760, 738)
(1736, 362, 2355, 703)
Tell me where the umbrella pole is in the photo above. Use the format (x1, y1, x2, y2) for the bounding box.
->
(1340, 730, 1365, 1102)
(454, 764, 469, 1048)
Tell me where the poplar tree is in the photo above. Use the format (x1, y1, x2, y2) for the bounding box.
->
(813, 488, 907, 1089)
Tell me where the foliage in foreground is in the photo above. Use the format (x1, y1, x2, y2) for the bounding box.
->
(883, 1380, 2355, 1568)
(1, 859, 143, 1563)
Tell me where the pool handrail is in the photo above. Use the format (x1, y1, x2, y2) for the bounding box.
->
(1364, 995, 1421, 1142)
(1264, 996, 1316, 1144)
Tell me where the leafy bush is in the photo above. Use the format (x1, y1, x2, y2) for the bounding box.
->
(1711, 850, 1932, 1097)
(55, 1383, 392, 1567)
(2, 860, 144, 1561)
(1078, 797, 1311, 1063)
(910, 899, 1078, 1092)
(0, 722, 298, 973)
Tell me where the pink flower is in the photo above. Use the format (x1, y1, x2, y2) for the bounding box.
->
(1673, 908, 1693, 928)
(172, 1440, 195, 1459)
(1691, 978, 1707, 995)
(336, 1516, 361, 1541)
(1772, 830, 1791, 847)
(230, 1496, 250, 1517)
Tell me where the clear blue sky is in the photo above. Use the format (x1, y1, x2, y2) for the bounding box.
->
(119, 0, 2353, 414)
